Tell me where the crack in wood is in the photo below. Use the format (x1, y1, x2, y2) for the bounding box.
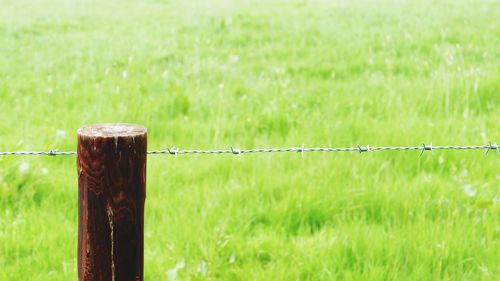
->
(106, 206, 115, 281)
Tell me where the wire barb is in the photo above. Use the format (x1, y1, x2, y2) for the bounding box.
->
(420, 143, 433, 157)
(167, 147, 179, 157)
(231, 147, 242, 155)
(486, 142, 499, 156)
(358, 145, 371, 153)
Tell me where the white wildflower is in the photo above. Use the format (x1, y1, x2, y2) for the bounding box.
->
(438, 156, 444, 164)
(162, 70, 169, 80)
(462, 184, 476, 197)
(19, 162, 29, 173)
(57, 130, 66, 139)
(230, 55, 239, 63)
(167, 259, 185, 281)
(196, 260, 207, 276)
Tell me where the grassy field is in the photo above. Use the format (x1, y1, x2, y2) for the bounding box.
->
(1, 0, 500, 280)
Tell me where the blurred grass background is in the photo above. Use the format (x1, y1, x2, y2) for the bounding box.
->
(0, 0, 499, 280)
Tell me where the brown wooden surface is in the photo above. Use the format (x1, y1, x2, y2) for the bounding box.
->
(77, 124, 147, 281)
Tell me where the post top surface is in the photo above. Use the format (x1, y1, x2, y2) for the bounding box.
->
(78, 123, 147, 137)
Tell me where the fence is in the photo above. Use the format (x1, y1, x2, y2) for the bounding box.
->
(1, 123, 499, 281)
(2, 145, 500, 156)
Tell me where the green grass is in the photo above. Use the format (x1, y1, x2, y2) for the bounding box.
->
(1, 0, 500, 280)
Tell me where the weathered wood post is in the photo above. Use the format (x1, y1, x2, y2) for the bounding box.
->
(77, 124, 147, 281)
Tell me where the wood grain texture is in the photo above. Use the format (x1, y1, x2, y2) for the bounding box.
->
(77, 124, 147, 281)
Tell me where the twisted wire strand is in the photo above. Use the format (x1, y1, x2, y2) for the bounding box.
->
(147, 144, 497, 155)
(0, 144, 497, 156)
(0, 150, 77, 156)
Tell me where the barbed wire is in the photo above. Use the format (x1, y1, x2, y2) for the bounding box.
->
(0, 150, 76, 156)
(0, 143, 498, 157)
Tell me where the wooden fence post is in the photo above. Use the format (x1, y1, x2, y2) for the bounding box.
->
(77, 124, 147, 281)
